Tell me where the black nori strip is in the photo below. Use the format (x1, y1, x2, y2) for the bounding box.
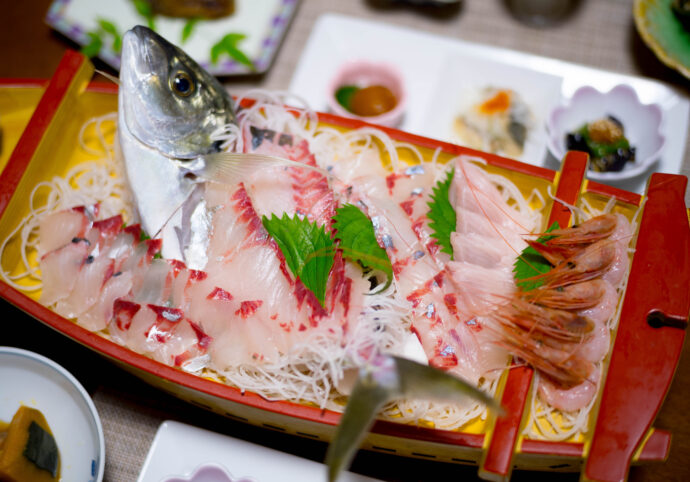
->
(23, 421, 59, 477)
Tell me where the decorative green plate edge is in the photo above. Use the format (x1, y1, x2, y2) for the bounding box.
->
(634, 0, 690, 79)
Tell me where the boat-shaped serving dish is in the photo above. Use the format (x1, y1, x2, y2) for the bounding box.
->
(0, 52, 688, 481)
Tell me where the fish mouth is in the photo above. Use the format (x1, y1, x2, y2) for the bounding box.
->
(120, 26, 180, 156)
(122, 26, 169, 85)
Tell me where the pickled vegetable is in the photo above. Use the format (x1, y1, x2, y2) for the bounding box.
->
(0, 407, 60, 482)
(335, 84, 397, 116)
(566, 115, 636, 172)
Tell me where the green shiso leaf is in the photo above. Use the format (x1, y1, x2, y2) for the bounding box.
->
(262, 214, 334, 307)
(426, 168, 456, 258)
(333, 204, 393, 292)
(513, 221, 560, 291)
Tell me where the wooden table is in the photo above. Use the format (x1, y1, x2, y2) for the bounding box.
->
(1, 1, 689, 481)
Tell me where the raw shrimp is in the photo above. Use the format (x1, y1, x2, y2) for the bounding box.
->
(529, 239, 617, 288)
(493, 299, 594, 343)
(541, 214, 618, 246)
(538, 366, 600, 413)
(520, 279, 608, 310)
(494, 320, 595, 387)
(491, 213, 631, 413)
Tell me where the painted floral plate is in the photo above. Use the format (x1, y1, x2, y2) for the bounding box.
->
(45, 0, 299, 75)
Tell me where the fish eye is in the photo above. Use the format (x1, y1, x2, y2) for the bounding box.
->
(172, 71, 195, 97)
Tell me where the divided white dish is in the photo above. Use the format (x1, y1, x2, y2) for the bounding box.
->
(289, 13, 690, 194)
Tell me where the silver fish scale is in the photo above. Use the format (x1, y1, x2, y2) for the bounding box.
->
(405, 165, 425, 176)
(440, 345, 455, 356)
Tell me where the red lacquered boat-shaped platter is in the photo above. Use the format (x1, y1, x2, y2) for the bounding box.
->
(1, 52, 688, 482)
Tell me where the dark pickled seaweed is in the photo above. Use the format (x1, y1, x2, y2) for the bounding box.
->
(565, 115, 635, 173)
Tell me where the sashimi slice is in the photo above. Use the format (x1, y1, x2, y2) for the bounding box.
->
(78, 270, 133, 331)
(54, 255, 115, 318)
(37, 207, 90, 256)
(39, 239, 89, 305)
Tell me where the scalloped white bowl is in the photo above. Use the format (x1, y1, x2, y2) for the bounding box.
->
(546, 84, 665, 181)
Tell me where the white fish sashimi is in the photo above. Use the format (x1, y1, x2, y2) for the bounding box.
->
(39, 240, 90, 306)
(37, 208, 90, 256)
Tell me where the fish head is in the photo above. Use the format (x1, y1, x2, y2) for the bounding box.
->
(119, 25, 236, 159)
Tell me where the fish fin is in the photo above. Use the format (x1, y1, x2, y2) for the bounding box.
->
(325, 359, 398, 482)
(392, 356, 503, 414)
(325, 356, 503, 481)
(198, 152, 330, 185)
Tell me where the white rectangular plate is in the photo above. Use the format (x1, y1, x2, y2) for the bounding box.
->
(289, 13, 690, 194)
(137, 420, 380, 482)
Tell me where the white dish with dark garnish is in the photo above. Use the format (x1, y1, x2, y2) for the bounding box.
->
(546, 84, 666, 181)
(0, 346, 105, 482)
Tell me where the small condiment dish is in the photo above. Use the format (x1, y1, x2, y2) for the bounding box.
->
(546, 84, 665, 181)
(326, 60, 406, 128)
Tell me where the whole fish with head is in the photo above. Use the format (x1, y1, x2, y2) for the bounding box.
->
(118, 26, 330, 267)
(116, 25, 502, 481)
(118, 25, 235, 267)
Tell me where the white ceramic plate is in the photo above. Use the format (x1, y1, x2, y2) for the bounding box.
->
(137, 420, 380, 482)
(0, 346, 105, 482)
(45, 0, 299, 75)
(289, 13, 690, 194)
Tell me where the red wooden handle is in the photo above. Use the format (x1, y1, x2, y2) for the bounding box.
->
(480, 151, 588, 480)
(584, 173, 690, 482)
(0, 50, 88, 217)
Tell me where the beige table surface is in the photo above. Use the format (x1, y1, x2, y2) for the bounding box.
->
(2, 1, 690, 481)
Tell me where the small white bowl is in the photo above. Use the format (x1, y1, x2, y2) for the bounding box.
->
(0, 347, 105, 482)
(546, 84, 665, 181)
(326, 60, 406, 128)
